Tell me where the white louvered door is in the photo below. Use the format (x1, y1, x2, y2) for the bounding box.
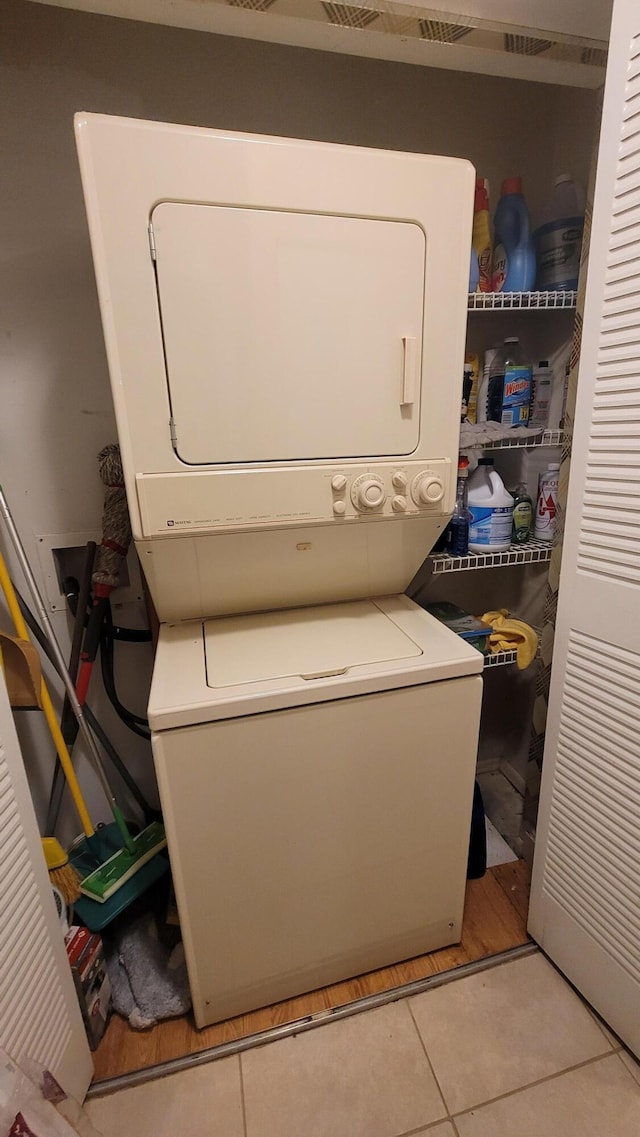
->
(0, 669, 93, 1100)
(529, 0, 640, 1057)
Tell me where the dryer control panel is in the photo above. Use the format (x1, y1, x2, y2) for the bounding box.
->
(136, 460, 452, 538)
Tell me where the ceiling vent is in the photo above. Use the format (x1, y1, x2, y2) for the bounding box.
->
(227, 0, 276, 10)
(419, 20, 472, 45)
(505, 34, 553, 56)
(322, 4, 379, 30)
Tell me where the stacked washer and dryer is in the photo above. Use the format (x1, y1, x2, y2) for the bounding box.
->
(76, 113, 483, 1027)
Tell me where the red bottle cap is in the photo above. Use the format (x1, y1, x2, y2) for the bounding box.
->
(458, 455, 470, 470)
(474, 177, 489, 210)
(501, 176, 522, 196)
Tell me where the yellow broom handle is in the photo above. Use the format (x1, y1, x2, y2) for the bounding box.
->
(0, 552, 94, 837)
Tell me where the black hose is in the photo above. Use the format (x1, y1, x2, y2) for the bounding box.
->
(16, 587, 159, 824)
(105, 624, 152, 643)
(63, 584, 152, 738)
(100, 602, 151, 738)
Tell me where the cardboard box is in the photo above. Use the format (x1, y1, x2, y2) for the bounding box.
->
(65, 926, 111, 1050)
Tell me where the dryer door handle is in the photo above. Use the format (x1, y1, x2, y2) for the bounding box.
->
(401, 337, 418, 407)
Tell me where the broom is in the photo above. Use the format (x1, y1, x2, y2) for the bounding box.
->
(0, 550, 92, 904)
(0, 481, 167, 905)
(0, 629, 81, 901)
(75, 444, 132, 707)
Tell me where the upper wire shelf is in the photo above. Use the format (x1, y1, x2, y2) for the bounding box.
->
(430, 539, 552, 574)
(468, 291, 577, 311)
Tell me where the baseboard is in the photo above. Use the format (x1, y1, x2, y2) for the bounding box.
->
(476, 757, 501, 777)
(500, 760, 527, 797)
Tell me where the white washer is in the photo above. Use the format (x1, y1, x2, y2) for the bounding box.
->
(75, 114, 481, 1027)
(150, 597, 482, 1025)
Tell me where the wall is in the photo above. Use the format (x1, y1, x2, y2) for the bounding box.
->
(0, 0, 600, 842)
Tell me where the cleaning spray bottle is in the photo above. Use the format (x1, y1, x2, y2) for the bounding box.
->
(447, 455, 471, 556)
(487, 338, 532, 428)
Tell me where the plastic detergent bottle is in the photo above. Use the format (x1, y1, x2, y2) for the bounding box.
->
(511, 483, 533, 544)
(468, 458, 514, 553)
(491, 177, 536, 293)
(487, 338, 532, 427)
(529, 360, 553, 430)
(534, 462, 560, 542)
(469, 246, 480, 292)
(535, 175, 584, 291)
(461, 353, 479, 424)
(447, 455, 471, 556)
(472, 177, 492, 293)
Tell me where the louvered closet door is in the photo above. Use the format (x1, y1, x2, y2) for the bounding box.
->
(0, 670, 92, 1100)
(529, 0, 640, 1057)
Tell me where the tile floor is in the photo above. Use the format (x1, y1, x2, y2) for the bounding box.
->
(484, 817, 517, 867)
(85, 952, 640, 1137)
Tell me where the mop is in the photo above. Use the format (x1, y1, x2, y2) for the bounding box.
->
(0, 482, 167, 909)
(76, 444, 133, 708)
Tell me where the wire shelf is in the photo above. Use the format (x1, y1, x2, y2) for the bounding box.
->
(468, 291, 577, 311)
(484, 648, 518, 668)
(430, 539, 552, 574)
(473, 428, 564, 450)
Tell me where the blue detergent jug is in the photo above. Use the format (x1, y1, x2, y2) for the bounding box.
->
(491, 177, 536, 293)
(469, 247, 480, 292)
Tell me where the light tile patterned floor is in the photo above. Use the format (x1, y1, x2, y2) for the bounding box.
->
(86, 952, 640, 1137)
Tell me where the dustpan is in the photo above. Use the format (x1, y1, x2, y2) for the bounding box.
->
(71, 823, 169, 931)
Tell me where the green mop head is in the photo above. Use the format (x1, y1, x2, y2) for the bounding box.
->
(79, 821, 167, 902)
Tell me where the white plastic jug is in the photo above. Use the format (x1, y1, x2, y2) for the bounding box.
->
(468, 459, 514, 553)
(534, 175, 584, 291)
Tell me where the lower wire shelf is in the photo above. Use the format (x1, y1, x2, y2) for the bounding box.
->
(484, 647, 518, 668)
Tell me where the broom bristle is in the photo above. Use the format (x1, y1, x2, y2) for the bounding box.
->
(49, 861, 82, 905)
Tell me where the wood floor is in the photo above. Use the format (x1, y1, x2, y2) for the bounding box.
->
(93, 860, 531, 1082)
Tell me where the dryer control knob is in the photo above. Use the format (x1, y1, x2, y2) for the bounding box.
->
(392, 495, 407, 512)
(412, 473, 444, 506)
(333, 500, 346, 516)
(392, 471, 408, 490)
(331, 474, 347, 492)
(352, 475, 385, 511)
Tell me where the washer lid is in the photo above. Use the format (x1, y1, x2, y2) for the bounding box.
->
(204, 599, 422, 687)
(149, 596, 483, 729)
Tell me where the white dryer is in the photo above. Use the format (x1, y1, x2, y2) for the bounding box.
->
(75, 114, 482, 1027)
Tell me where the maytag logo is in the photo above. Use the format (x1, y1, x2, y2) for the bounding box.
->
(167, 520, 175, 527)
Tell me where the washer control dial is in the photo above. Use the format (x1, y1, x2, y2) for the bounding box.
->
(392, 495, 407, 512)
(351, 474, 386, 512)
(411, 472, 445, 507)
(392, 471, 408, 491)
(333, 500, 346, 516)
(331, 474, 347, 493)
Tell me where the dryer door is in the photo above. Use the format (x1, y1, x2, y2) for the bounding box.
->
(151, 202, 425, 465)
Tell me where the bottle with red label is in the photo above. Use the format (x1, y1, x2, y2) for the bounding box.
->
(534, 463, 560, 542)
